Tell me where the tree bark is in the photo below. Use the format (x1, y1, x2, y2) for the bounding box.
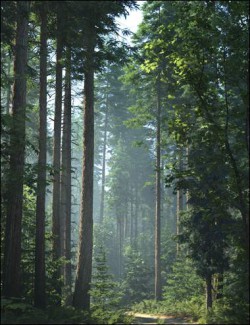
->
(2, 1, 29, 298)
(99, 91, 108, 223)
(6, 59, 12, 114)
(52, 7, 63, 302)
(155, 79, 162, 301)
(61, 46, 72, 304)
(176, 149, 184, 256)
(206, 273, 213, 309)
(73, 27, 95, 310)
(134, 185, 138, 250)
(216, 271, 223, 300)
(34, 3, 47, 309)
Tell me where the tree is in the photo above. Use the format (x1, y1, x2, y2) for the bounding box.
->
(73, 16, 96, 311)
(52, 3, 64, 303)
(122, 248, 153, 305)
(34, 1, 48, 308)
(2, 1, 30, 298)
(90, 246, 122, 323)
(73, 1, 137, 310)
(61, 46, 72, 304)
(99, 82, 109, 224)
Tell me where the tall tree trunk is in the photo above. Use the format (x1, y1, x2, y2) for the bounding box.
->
(2, 1, 29, 298)
(206, 273, 213, 309)
(130, 185, 134, 244)
(118, 218, 122, 278)
(99, 92, 108, 223)
(176, 149, 184, 256)
(185, 146, 190, 210)
(6, 59, 12, 114)
(34, 4, 47, 308)
(134, 185, 138, 250)
(61, 46, 72, 304)
(155, 79, 162, 301)
(73, 27, 95, 310)
(216, 270, 224, 300)
(52, 8, 63, 303)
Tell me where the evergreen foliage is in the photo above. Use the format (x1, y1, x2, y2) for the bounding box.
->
(90, 246, 130, 324)
(122, 247, 153, 305)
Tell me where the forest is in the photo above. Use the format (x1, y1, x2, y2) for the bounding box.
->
(1, 1, 249, 324)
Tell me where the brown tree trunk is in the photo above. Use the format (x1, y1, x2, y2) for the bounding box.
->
(99, 92, 108, 223)
(73, 27, 95, 310)
(52, 8, 63, 303)
(34, 4, 47, 308)
(2, 1, 30, 298)
(155, 79, 162, 301)
(61, 46, 72, 304)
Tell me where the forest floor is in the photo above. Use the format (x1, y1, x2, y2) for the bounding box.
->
(130, 312, 196, 324)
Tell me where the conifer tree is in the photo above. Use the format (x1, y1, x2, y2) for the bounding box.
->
(34, 1, 48, 308)
(90, 246, 122, 323)
(2, 1, 30, 298)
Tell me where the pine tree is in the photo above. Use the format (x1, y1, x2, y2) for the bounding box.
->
(2, 1, 30, 298)
(34, 1, 48, 308)
(90, 246, 122, 323)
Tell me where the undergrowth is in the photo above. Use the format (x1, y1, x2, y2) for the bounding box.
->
(131, 297, 249, 324)
(131, 297, 204, 322)
(1, 297, 132, 324)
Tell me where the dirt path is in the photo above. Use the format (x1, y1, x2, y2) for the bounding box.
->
(130, 312, 195, 324)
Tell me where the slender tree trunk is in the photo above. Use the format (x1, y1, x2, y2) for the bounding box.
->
(52, 8, 63, 303)
(73, 27, 95, 310)
(2, 1, 29, 298)
(134, 186, 138, 246)
(185, 146, 190, 210)
(61, 46, 72, 304)
(130, 185, 134, 244)
(117, 218, 122, 278)
(6, 59, 12, 114)
(206, 273, 213, 309)
(99, 92, 108, 223)
(216, 271, 223, 299)
(155, 79, 162, 301)
(34, 4, 47, 308)
(176, 149, 184, 256)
